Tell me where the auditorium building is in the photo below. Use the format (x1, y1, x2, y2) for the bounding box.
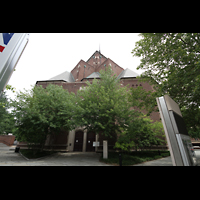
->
(18, 50, 163, 151)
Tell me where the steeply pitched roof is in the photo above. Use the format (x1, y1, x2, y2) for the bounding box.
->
(117, 68, 139, 79)
(86, 50, 107, 62)
(49, 71, 75, 82)
(81, 72, 100, 81)
(86, 72, 100, 79)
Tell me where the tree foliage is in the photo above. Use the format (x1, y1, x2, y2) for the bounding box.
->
(11, 84, 77, 150)
(0, 92, 15, 134)
(76, 66, 131, 139)
(115, 113, 165, 151)
(76, 66, 165, 151)
(132, 33, 200, 138)
(129, 85, 158, 115)
(9, 66, 166, 152)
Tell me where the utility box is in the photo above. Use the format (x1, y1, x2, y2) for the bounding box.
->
(156, 95, 197, 166)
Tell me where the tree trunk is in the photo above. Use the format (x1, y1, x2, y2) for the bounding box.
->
(135, 146, 137, 152)
(40, 134, 47, 152)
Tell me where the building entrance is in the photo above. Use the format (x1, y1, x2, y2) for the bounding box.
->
(86, 131, 96, 152)
(74, 130, 84, 151)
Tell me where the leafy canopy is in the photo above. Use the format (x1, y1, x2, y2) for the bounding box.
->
(76, 66, 165, 151)
(0, 92, 15, 135)
(115, 113, 165, 151)
(132, 33, 200, 138)
(11, 84, 77, 148)
(76, 66, 131, 139)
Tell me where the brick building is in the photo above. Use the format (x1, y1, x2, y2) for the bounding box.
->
(32, 50, 162, 152)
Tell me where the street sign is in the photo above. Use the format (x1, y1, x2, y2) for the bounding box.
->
(0, 33, 30, 97)
(156, 95, 197, 166)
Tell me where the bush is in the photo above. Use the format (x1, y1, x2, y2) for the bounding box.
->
(100, 151, 170, 165)
(115, 113, 166, 152)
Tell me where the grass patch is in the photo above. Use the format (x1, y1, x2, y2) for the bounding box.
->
(20, 149, 56, 159)
(100, 150, 170, 166)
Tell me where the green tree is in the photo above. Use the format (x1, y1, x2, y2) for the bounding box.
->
(115, 112, 165, 152)
(129, 84, 158, 116)
(76, 66, 131, 140)
(76, 66, 165, 151)
(0, 92, 16, 134)
(132, 33, 200, 138)
(12, 84, 77, 151)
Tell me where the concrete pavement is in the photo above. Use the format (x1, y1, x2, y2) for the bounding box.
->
(0, 143, 110, 166)
(1, 142, 200, 166)
(133, 156, 172, 166)
(134, 149, 200, 166)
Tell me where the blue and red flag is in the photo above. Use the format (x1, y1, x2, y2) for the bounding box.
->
(0, 33, 14, 52)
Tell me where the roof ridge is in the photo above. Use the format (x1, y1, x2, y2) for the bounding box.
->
(70, 59, 94, 73)
(49, 70, 69, 80)
(49, 70, 75, 82)
(117, 68, 139, 79)
(106, 58, 124, 71)
(86, 50, 107, 63)
(95, 57, 124, 72)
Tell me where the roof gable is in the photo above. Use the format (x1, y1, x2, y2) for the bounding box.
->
(86, 50, 107, 62)
(117, 68, 139, 79)
(86, 72, 100, 79)
(49, 71, 75, 82)
(81, 72, 100, 81)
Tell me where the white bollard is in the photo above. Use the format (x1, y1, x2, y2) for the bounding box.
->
(103, 140, 108, 159)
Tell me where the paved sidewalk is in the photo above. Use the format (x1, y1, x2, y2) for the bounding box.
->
(0, 143, 174, 166)
(134, 150, 200, 166)
(133, 156, 172, 166)
(34, 152, 111, 166)
(6, 142, 200, 166)
(0, 143, 110, 166)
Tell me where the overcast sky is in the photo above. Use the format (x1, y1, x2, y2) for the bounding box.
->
(6, 33, 144, 100)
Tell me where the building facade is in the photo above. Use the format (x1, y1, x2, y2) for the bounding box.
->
(32, 50, 163, 152)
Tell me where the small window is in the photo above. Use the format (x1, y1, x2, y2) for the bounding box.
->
(104, 64, 106, 66)
(84, 65, 86, 68)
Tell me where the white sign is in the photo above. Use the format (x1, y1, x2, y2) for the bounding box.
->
(93, 142, 100, 147)
(0, 33, 30, 97)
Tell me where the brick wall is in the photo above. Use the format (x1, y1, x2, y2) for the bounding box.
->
(0, 135, 15, 146)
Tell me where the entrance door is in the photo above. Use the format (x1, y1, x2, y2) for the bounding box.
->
(74, 131, 84, 151)
(86, 131, 96, 152)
